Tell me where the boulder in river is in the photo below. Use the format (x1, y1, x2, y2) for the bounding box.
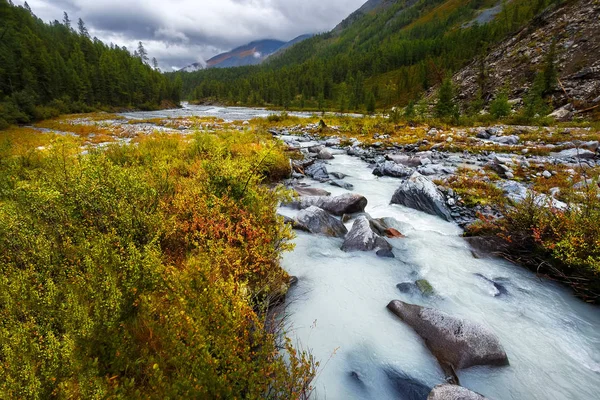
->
(373, 161, 415, 178)
(305, 163, 330, 181)
(295, 206, 348, 238)
(317, 148, 335, 160)
(342, 216, 393, 254)
(289, 193, 368, 216)
(387, 300, 509, 371)
(294, 186, 331, 197)
(385, 368, 431, 400)
(391, 173, 452, 221)
(427, 384, 488, 400)
(330, 180, 354, 190)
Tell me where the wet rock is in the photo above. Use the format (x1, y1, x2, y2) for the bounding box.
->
(416, 279, 435, 296)
(474, 273, 508, 297)
(330, 172, 347, 179)
(330, 180, 354, 190)
(294, 187, 331, 197)
(279, 214, 310, 232)
(552, 148, 596, 160)
(289, 193, 368, 216)
(305, 163, 329, 181)
(386, 154, 422, 167)
(385, 368, 431, 400)
(376, 248, 395, 258)
(387, 300, 509, 370)
(308, 145, 324, 153)
(296, 206, 348, 237)
(373, 161, 415, 178)
(289, 276, 299, 286)
(342, 216, 392, 253)
(317, 148, 334, 160)
(391, 173, 453, 221)
(325, 138, 341, 147)
(427, 384, 488, 400)
(464, 236, 507, 258)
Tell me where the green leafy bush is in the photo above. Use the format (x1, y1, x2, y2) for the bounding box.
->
(0, 132, 314, 398)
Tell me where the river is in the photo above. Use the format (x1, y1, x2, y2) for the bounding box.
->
(278, 152, 600, 400)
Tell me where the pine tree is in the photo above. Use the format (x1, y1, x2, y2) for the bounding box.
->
(152, 57, 159, 71)
(366, 92, 376, 114)
(435, 78, 458, 119)
(137, 42, 149, 65)
(78, 18, 89, 38)
(63, 12, 71, 29)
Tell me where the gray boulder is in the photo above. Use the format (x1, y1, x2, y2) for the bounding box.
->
(317, 148, 334, 160)
(552, 148, 596, 160)
(341, 216, 392, 253)
(428, 384, 488, 400)
(305, 163, 329, 181)
(391, 173, 452, 221)
(308, 145, 324, 153)
(294, 187, 331, 197)
(330, 180, 354, 190)
(387, 300, 509, 370)
(373, 161, 415, 178)
(296, 206, 348, 237)
(289, 193, 368, 216)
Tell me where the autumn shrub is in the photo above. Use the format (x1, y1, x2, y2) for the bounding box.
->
(475, 185, 600, 302)
(0, 131, 314, 398)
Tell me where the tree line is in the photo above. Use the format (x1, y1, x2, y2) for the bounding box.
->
(0, 0, 181, 129)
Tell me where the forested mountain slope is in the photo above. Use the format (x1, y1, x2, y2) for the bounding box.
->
(175, 0, 571, 112)
(0, 0, 180, 128)
(453, 0, 600, 115)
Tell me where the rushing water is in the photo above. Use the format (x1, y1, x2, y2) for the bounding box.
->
(119, 102, 360, 121)
(278, 153, 600, 400)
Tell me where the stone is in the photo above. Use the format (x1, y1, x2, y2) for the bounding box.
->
(376, 248, 395, 258)
(373, 161, 415, 178)
(289, 193, 368, 216)
(548, 105, 574, 121)
(474, 273, 508, 297)
(385, 368, 432, 400)
(415, 279, 435, 296)
(330, 172, 347, 179)
(427, 384, 488, 400)
(476, 130, 491, 139)
(295, 206, 348, 237)
(386, 154, 422, 167)
(552, 148, 596, 160)
(493, 135, 519, 145)
(391, 173, 453, 221)
(542, 170, 552, 179)
(330, 180, 354, 190)
(317, 148, 334, 160)
(341, 216, 392, 253)
(305, 163, 329, 181)
(387, 300, 509, 370)
(294, 187, 331, 197)
(308, 145, 324, 153)
(384, 228, 405, 238)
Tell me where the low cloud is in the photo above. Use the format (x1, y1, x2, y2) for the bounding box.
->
(19, 0, 365, 70)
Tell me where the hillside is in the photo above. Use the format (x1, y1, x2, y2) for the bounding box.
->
(452, 0, 600, 117)
(176, 0, 573, 112)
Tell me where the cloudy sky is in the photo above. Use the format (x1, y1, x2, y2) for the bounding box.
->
(17, 0, 366, 71)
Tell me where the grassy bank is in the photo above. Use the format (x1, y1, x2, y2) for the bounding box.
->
(0, 128, 315, 398)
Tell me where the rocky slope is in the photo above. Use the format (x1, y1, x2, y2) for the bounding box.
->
(454, 0, 600, 116)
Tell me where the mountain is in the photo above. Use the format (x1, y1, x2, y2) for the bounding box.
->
(206, 39, 286, 68)
(179, 62, 205, 73)
(177, 0, 598, 115)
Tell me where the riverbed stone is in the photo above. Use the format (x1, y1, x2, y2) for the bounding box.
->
(289, 193, 368, 216)
(305, 163, 329, 181)
(294, 187, 331, 197)
(296, 206, 348, 237)
(330, 180, 354, 190)
(373, 161, 415, 178)
(427, 384, 488, 400)
(341, 216, 392, 253)
(391, 173, 452, 221)
(387, 300, 509, 370)
(317, 148, 335, 160)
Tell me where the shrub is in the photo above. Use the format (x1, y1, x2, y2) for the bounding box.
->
(489, 91, 511, 118)
(0, 132, 314, 397)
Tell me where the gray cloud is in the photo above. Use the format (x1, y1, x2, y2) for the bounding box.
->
(19, 0, 366, 71)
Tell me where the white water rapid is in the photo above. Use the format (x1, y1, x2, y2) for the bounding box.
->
(279, 153, 600, 400)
